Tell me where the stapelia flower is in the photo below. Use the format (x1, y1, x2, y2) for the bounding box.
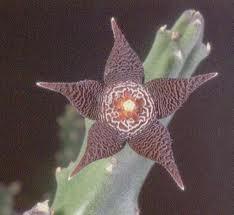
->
(37, 18, 217, 190)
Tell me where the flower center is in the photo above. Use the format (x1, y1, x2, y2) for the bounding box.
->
(122, 99, 135, 112)
(101, 82, 154, 136)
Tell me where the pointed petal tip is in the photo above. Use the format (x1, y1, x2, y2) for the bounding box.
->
(36, 82, 43, 87)
(36, 82, 51, 89)
(164, 161, 185, 192)
(213, 72, 218, 77)
(179, 183, 185, 191)
(172, 173, 185, 191)
(110, 17, 120, 39)
(207, 72, 218, 80)
(35, 81, 64, 93)
(172, 172, 185, 191)
(111, 17, 116, 23)
(111, 17, 118, 28)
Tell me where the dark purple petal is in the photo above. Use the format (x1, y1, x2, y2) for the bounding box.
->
(104, 18, 144, 85)
(36, 80, 103, 120)
(69, 121, 127, 179)
(145, 73, 218, 119)
(128, 119, 184, 190)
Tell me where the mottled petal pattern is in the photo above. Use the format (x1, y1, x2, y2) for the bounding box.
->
(70, 121, 127, 178)
(145, 73, 217, 119)
(104, 18, 144, 85)
(128, 119, 184, 190)
(37, 80, 103, 120)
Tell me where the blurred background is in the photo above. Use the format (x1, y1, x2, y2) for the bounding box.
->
(0, 0, 232, 214)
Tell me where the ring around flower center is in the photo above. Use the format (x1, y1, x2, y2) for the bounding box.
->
(101, 82, 154, 136)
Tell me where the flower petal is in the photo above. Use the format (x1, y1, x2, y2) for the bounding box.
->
(128, 119, 184, 190)
(104, 17, 144, 85)
(36, 80, 103, 120)
(145, 73, 217, 119)
(69, 121, 126, 179)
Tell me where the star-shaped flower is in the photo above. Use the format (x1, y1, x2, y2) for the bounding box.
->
(37, 18, 217, 190)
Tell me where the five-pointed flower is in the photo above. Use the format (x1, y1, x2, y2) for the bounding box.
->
(37, 18, 217, 190)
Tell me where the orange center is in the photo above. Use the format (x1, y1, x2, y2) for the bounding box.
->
(112, 90, 144, 122)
